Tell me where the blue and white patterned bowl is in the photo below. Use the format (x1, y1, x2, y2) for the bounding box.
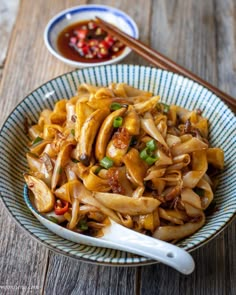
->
(44, 5, 139, 68)
(0, 65, 235, 266)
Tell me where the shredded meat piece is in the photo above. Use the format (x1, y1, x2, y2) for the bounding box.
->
(170, 196, 180, 209)
(71, 115, 77, 122)
(196, 108, 202, 115)
(107, 168, 125, 194)
(165, 186, 181, 201)
(113, 127, 131, 149)
(184, 119, 192, 134)
(188, 215, 203, 223)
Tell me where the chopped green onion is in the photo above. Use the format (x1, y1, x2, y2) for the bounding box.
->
(145, 156, 159, 165)
(100, 156, 114, 169)
(140, 148, 150, 160)
(157, 103, 170, 113)
(146, 139, 157, 151)
(94, 166, 102, 175)
(162, 103, 170, 113)
(71, 129, 75, 136)
(113, 116, 123, 128)
(110, 102, 122, 111)
(194, 187, 204, 197)
(47, 216, 58, 224)
(78, 219, 88, 231)
(71, 158, 79, 163)
(32, 136, 43, 145)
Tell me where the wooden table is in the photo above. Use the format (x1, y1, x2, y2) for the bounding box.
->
(0, 1, 235, 294)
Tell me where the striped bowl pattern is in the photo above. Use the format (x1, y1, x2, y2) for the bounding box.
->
(0, 65, 235, 266)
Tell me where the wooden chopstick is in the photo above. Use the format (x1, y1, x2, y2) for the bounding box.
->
(96, 17, 236, 113)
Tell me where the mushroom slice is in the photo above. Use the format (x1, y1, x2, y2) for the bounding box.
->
(123, 148, 148, 186)
(24, 174, 55, 213)
(123, 106, 140, 135)
(95, 107, 127, 161)
(82, 166, 111, 192)
(134, 96, 160, 114)
(75, 101, 94, 141)
(51, 143, 74, 190)
(141, 112, 169, 149)
(78, 108, 110, 166)
(54, 182, 72, 203)
(94, 192, 160, 215)
(68, 180, 121, 223)
(153, 214, 205, 241)
(87, 98, 113, 110)
(29, 139, 52, 155)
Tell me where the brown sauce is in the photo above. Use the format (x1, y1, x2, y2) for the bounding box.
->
(57, 20, 125, 63)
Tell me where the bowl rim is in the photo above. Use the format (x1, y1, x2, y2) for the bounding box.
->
(44, 4, 139, 67)
(0, 64, 235, 266)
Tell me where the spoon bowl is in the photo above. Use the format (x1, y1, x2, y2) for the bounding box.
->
(24, 185, 194, 274)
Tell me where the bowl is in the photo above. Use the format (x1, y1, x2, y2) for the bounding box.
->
(44, 5, 139, 68)
(0, 65, 235, 266)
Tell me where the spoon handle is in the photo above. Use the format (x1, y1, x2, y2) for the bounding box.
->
(102, 220, 195, 275)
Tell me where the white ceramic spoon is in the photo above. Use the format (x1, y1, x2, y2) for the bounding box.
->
(24, 189, 194, 274)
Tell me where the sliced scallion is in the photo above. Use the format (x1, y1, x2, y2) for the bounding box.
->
(32, 136, 43, 145)
(78, 219, 88, 231)
(110, 102, 122, 111)
(47, 216, 58, 224)
(113, 116, 123, 128)
(162, 103, 170, 113)
(100, 156, 113, 169)
(194, 187, 204, 197)
(94, 166, 102, 175)
(146, 139, 157, 151)
(145, 156, 159, 165)
(71, 129, 75, 136)
(140, 148, 150, 160)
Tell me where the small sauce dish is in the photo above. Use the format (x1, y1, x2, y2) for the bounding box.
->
(44, 5, 139, 67)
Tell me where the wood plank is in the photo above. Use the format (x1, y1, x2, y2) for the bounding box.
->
(140, 0, 236, 294)
(0, 0, 19, 67)
(43, 254, 137, 295)
(215, 0, 236, 97)
(0, 0, 19, 83)
(42, 1, 151, 294)
(0, 1, 85, 294)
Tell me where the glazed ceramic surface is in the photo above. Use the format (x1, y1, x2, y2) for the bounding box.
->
(0, 65, 235, 266)
(44, 5, 139, 67)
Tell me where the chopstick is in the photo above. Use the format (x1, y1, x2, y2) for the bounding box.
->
(96, 17, 236, 113)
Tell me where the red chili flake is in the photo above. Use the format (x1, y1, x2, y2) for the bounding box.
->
(70, 37, 77, 45)
(80, 45, 90, 56)
(97, 47, 109, 58)
(88, 21, 97, 30)
(104, 35, 115, 47)
(77, 40, 87, 48)
(99, 40, 109, 49)
(88, 39, 99, 47)
(107, 168, 125, 194)
(75, 29, 88, 39)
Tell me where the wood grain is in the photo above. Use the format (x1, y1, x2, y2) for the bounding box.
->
(0, 0, 19, 81)
(140, 1, 236, 293)
(0, 0, 235, 294)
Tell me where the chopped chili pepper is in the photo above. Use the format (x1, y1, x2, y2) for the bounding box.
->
(54, 199, 69, 215)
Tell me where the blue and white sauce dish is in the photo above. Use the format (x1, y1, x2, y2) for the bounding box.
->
(0, 65, 235, 266)
(44, 5, 139, 68)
